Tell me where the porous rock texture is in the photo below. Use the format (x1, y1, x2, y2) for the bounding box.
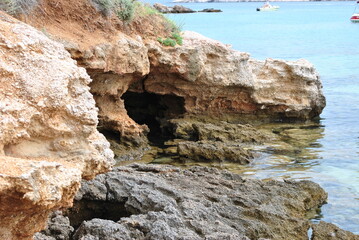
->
(0, 13, 113, 239)
(311, 221, 359, 240)
(144, 31, 325, 119)
(63, 34, 151, 160)
(163, 118, 273, 164)
(46, 164, 328, 240)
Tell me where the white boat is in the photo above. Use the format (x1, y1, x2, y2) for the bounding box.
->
(257, 1, 279, 12)
(351, 1, 359, 22)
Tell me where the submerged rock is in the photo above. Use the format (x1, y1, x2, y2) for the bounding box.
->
(0, 13, 113, 239)
(170, 118, 273, 142)
(59, 164, 328, 240)
(177, 140, 254, 164)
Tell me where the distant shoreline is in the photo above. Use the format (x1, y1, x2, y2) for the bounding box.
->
(173, 0, 353, 3)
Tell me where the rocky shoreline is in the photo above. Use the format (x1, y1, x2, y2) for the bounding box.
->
(0, 0, 357, 238)
(173, 0, 351, 3)
(153, 3, 222, 13)
(35, 164, 359, 240)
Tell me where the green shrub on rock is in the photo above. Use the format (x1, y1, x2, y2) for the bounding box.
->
(90, 0, 134, 21)
(157, 32, 183, 47)
(157, 37, 177, 47)
(0, 0, 38, 15)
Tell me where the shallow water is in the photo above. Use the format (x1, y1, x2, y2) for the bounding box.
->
(139, 0, 359, 233)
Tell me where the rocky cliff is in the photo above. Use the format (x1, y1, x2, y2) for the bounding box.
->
(13, 0, 325, 162)
(0, 0, 329, 238)
(145, 31, 325, 119)
(56, 30, 325, 160)
(0, 12, 113, 239)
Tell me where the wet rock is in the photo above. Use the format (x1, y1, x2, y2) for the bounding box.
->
(66, 164, 328, 240)
(170, 118, 273, 143)
(311, 221, 359, 240)
(178, 141, 253, 164)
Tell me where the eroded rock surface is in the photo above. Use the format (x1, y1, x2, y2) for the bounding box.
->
(0, 13, 113, 239)
(311, 221, 359, 240)
(145, 31, 325, 120)
(62, 34, 151, 160)
(52, 164, 328, 240)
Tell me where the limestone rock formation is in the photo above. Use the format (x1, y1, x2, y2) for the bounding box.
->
(62, 34, 151, 160)
(145, 31, 325, 119)
(311, 221, 359, 240)
(50, 164, 328, 240)
(0, 13, 113, 239)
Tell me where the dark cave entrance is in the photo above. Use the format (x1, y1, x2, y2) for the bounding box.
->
(122, 91, 185, 145)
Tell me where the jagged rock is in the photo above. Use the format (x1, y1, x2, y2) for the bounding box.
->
(311, 221, 359, 240)
(177, 141, 254, 164)
(34, 211, 74, 240)
(66, 164, 327, 240)
(145, 31, 325, 120)
(0, 12, 113, 239)
(73, 219, 138, 240)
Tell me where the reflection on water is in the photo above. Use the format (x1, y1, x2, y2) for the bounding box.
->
(127, 120, 359, 233)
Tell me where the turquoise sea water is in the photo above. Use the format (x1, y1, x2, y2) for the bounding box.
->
(144, 1, 359, 233)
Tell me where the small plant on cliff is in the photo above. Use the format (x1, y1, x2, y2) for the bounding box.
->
(171, 32, 183, 45)
(157, 37, 176, 47)
(157, 32, 183, 47)
(134, 2, 160, 17)
(0, 0, 38, 15)
(90, 0, 134, 21)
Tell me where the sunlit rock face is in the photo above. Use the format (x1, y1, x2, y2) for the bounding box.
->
(63, 33, 151, 159)
(145, 31, 325, 120)
(0, 12, 113, 239)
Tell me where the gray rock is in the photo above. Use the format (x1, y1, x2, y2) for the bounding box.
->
(68, 164, 328, 240)
(73, 219, 138, 240)
(34, 211, 74, 240)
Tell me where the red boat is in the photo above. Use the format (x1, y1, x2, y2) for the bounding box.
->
(351, 1, 359, 22)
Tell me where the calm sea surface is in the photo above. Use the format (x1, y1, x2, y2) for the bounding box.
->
(143, 0, 359, 233)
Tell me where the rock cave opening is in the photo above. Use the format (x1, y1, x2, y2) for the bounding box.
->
(122, 91, 185, 145)
(66, 200, 131, 229)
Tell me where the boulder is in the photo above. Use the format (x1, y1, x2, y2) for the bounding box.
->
(0, 12, 113, 239)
